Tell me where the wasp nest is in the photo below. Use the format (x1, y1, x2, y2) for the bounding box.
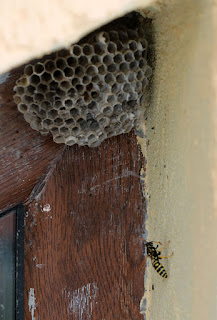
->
(14, 25, 152, 147)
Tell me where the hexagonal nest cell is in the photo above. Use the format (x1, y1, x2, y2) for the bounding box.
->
(14, 14, 152, 147)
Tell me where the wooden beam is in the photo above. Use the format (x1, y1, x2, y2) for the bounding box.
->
(24, 132, 146, 319)
(0, 67, 64, 213)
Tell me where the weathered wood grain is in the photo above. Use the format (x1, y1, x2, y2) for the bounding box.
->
(0, 24, 148, 316)
(0, 67, 64, 213)
(25, 132, 146, 319)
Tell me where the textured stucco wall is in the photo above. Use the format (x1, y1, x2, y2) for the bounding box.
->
(139, 0, 217, 319)
(0, 0, 156, 73)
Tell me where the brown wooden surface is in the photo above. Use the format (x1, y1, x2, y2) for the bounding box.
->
(0, 21, 148, 317)
(0, 69, 147, 320)
(25, 132, 146, 319)
(0, 66, 64, 213)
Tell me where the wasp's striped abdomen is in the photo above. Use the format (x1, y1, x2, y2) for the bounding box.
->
(139, 238, 172, 278)
(152, 259, 168, 278)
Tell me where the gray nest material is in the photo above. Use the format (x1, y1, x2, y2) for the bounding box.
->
(14, 26, 152, 147)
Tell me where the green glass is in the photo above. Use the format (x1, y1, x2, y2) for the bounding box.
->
(0, 211, 16, 320)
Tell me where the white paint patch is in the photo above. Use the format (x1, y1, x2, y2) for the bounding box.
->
(62, 283, 98, 319)
(0, 72, 10, 84)
(28, 288, 36, 320)
(36, 263, 45, 269)
(43, 204, 51, 212)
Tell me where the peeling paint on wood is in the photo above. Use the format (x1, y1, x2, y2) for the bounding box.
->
(62, 283, 98, 319)
(36, 264, 45, 269)
(42, 204, 51, 212)
(28, 288, 36, 320)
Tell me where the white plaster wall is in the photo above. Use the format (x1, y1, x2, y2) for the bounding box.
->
(139, 0, 217, 319)
(0, 0, 156, 74)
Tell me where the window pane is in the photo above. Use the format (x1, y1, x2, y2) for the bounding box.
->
(0, 211, 16, 320)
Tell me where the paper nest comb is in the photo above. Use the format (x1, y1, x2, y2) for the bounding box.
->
(14, 25, 152, 147)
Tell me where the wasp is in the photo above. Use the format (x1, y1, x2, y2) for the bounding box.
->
(139, 237, 173, 278)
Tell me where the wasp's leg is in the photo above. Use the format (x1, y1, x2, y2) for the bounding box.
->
(151, 241, 162, 245)
(157, 240, 171, 252)
(158, 252, 174, 259)
(138, 236, 145, 242)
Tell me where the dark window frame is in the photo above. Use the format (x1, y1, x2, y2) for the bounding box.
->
(0, 204, 24, 320)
